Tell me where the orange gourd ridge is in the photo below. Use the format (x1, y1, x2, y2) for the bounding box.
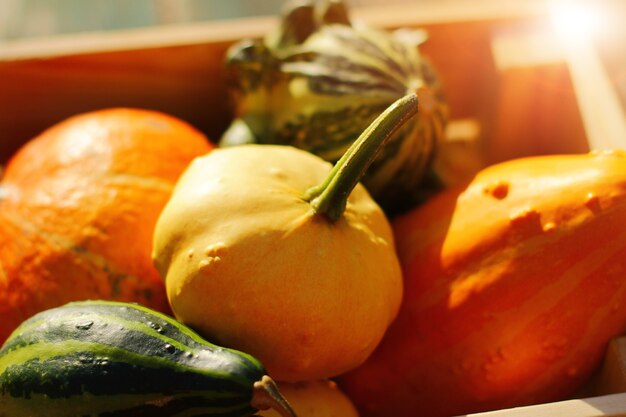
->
(0, 108, 213, 344)
(338, 150, 626, 417)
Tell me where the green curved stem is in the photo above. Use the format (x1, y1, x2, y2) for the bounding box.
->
(303, 93, 419, 222)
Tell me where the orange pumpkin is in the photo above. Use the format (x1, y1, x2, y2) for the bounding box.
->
(0, 108, 212, 344)
(338, 150, 626, 417)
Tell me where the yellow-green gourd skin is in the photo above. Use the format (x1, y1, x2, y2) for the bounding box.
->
(221, 0, 448, 215)
(152, 144, 402, 382)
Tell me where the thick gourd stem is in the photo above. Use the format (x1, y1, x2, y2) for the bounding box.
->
(251, 375, 298, 417)
(304, 93, 419, 221)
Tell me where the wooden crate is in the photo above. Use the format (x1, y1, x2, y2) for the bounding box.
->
(3, 0, 624, 164)
(1, 1, 626, 415)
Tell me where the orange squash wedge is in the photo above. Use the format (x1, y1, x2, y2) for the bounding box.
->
(339, 150, 626, 417)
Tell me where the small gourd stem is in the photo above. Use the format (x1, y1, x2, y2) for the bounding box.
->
(251, 375, 298, 417)
(303, 93, 419, 222)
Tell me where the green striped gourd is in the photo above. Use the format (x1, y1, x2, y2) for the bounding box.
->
(220, 0, 448, 214)
(0, 300, 296, 417)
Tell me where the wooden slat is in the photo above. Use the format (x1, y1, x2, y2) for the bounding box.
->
(0, 17, 276, 61)
(0, 0, 550, 61)
(461, 393, 626, 417)
(561, 34, 626, 151)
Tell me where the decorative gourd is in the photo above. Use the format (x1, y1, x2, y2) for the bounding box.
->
(338, 150, 626, 417)
(0, 109, 212, 344)
(258, 380, 359, 417)
(153, 95, 417, 382)
(220, 0, 448, 214)
(0, 300, 296, 417)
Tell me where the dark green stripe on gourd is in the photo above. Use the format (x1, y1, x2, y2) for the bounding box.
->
(0, 300, 296, 417)
(220, 0, 448, 215)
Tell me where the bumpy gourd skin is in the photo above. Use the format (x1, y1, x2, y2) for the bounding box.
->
(221, 0, 448, 214)
(0, 108, 212, 345)
(152, 145, 402, 382)
(338, 150, 626, 417)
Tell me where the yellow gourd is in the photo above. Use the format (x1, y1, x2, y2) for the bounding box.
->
(257, 380, 359, 417)
(152, 95, 417, 381)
